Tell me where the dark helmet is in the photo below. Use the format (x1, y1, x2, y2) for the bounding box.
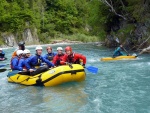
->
(18, 41, 25, 50)
(18, 41, 25, 46)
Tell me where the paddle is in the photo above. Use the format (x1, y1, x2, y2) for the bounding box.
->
(116, 38, 139, 57)
(0, 64, 9, 68)
(0, 57, 7, 61)
(65, 62, 73, 69)
(0, 68, 7, 72)
(66, 62, 98, 74)
(85, 66, 98, 74)
(7, 70, 20, 77)
(0, 68, 20, 76)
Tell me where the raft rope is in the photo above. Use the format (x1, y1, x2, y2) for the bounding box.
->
(41, 69, 85, 84)
(8, 69, 85, 86)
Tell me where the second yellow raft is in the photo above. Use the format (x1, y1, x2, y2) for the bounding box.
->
(101, 55, 137, 61)
(7, 64, 85, 86)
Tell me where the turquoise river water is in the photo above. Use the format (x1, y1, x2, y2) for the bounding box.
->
(0, 43, 149, 113)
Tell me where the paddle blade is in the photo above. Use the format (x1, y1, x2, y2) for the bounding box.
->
(7, 70, 19, 77)
(86, 66, 98, 74)
(115, 37, 120, 43)
(0, 69, 7, 72)
(0, 63, 9, 68)
(0, 64, 6, 68)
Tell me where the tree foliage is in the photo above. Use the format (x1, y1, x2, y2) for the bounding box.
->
(0, 0, 149, 42)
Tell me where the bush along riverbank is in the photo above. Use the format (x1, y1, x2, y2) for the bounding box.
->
(0, 32, 103, 48)
(0, 0, 150, 53)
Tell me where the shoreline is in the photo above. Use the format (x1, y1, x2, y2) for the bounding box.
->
(2, 40, 104, 49)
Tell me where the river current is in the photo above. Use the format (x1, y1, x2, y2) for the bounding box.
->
(0, 43, 149, 113)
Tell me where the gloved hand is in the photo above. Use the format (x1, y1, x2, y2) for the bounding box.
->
(29, 69, 35, 72)
(66, 62, 73, 68)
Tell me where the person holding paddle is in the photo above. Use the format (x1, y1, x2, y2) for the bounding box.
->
(113, 44, 130, 57)
(113, 44, 124, 57)
(0, 48, 5, 61)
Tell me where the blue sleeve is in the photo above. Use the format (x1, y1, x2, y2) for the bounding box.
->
(115, 47, 120, 52)
(120, 51, 124, 55)
(114, 47, 120, 53)
(54, 52, 57, 56)
(17, 59, 25, 71)
(25, 56, 33, 70)
(41, 57, 55, 67)
(43, 54, 48, 59)
(11, 58, 20, 70)
(117, 47, 121, 51)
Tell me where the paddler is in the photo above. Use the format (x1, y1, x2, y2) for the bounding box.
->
(61, 46, 86, 67)
(43, 46, 56, 61)
(25, 46, 55, 76)
(12, 41, 25, 58)
(17, 49, 31, 72)
(0, 48, 5, 60)
(11, 50, 24, 71)
(52, 47, 65, 66)
(23, 49, 31, 59)
(113, 44, 125, 57)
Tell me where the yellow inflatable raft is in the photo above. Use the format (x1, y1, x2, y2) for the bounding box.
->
(7, 64, 85, 86)
(101, 55, 137, 61)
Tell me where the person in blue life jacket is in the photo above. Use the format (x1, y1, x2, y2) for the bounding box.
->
(113, 44, 125, 57)
(25, 46, 55, 76)
(17, 49, 32, 75)
(0, 48, 5, 60)
(23, 49, 31, 59)
(11, 50, 24, 71)
(43, 46, 56, 61)
(18, 49, 31, 71)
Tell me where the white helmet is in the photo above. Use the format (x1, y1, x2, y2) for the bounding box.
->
(24, 49, 30, 54)
(35, 46, 43, 50)
(57, 47, 63, 51)
(0, 48, 2, 51)
(16, 50, 23, 56)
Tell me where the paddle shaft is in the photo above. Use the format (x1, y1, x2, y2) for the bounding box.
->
(115, 38, 129, 55)
(0, 63, 10, 68)
(122, 47, 129, 55)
